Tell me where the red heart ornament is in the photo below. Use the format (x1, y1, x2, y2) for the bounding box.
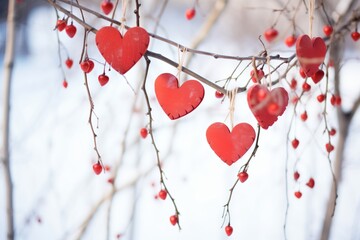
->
(155, 73, 204, 120)
(206, 122, 255, 166)
(247, 84, 289, 129)
(296, 35, 326, 77)
(96, 26, 149, 74)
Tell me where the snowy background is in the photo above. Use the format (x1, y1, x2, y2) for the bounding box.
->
(1, 1, 360, 239)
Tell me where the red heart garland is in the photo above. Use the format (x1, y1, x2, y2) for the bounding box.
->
(296, 35, 326, 77)
(155, 73, 204, 120)
(247, 84, 289, 129)
(95, 26, 149, 74)
(206, 122, 255, 166)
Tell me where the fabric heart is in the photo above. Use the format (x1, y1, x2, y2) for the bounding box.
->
(206, 122, 255, 166)
(247, 84, 289, 129)
(155, 73, 204, 120)
(96, 26, 149, 74)
(296, 35, 326, 77)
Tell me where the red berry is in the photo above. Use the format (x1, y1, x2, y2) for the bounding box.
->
(330, 95, 336, 106)
(98, 74, 109, 86)
(299, 68, 306, 78)
(285, 35, 296, 47)
(335, 95, 342, 106)
(291, 138, 299, 149)
(65, 23, 77, 38)
(326, 143, 334, 153)
(65, 58, 73, 69)
(329, 128, 336, 136)
(306, 178, 315, 188)
(104, 165, 111, 171)
(290, 78, 297, 90)
(158, 189, 167, 200)
(56, 19, 67, 31)
(264, 28, 278, 42)
(62, 80, 68, 88)
(169, 215, 178, 226)
(317, 94, 325, 103)
(93, 162, 103, 175)
(250, 69, 264, 82)
(215, 91, 224, 98)
(101, 0, 113, 15)
(140, 128, 148, 138)
(311, 69, 324, 84)
(256, 88, 268, 102)
(351, 32, 360, 41)
(107, 178, 114, 184)
(294, 191, 302, 199)
(294, 171, 300, 181)
(302, 82, 311, 92)
(323, 25, 333, 37)
(267, 102, 280, 115)
(80, 59, 95, 73)
(300, 111, 308, 121)
(237, 172, 248, 183)
(185, 8, 196, 20)
(225, 225, 233, 236)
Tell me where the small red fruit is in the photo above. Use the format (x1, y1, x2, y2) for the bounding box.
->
(62, 80, 68, 88)
(169, 215, 178, 226)
(323, 25, 333, 37)
(285, 35, 296, 47)
(56, 19, 67, 31)
(140, 128, 148, 138)
(107, 178, 114, 184)
(93, 162, 103, 175)
(101, 0, 113, 15)
(299, 68, 306, 78)
(264, 28, 278, 42)
(65, 23, 77, 38)
(80, 59, 95, 73)
(335, 95, 342, 106)
(158, 189, 167, 200)
(225, 225, 233, 236)
(256, 88, 268, 102)
(351, 32, 360, 41)
(326, 143, 334, 153)
(317, 94, 325, 103)
(65, 58, 73, 69)
(302, 82, 311, 92)
(291, 96, 299, 104)
(185, 8, 196, 20)
(237, 172, 248, 183)
(330, 95, 336, 106)
(250, 69, 264, 82)
(290, 78, 297, 90)
(294, 191, 302, 199)
(264, 28, 279, 43)
(291, 138, 299, 149)
(329, 128, 336, 136)
(300, 111, 308, 121)
(306, 178, 315, 188)
(98, 74, 109, 86)
(311, 69, 324, 84)
(215, 90, 224, 98)
(267, 102, 280, 115)
(294, 171, 300, 181)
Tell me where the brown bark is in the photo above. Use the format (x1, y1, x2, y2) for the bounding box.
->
(1, 0, 16, 239)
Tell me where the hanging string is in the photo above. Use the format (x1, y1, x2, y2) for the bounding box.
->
(267, 55, 272, 89)
(120, 0, 128, 34)
(225, 88, 237, 130)
(309, 0, 315, 38)
(177, 46, 187, 82)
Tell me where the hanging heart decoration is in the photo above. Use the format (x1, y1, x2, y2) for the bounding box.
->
(155, 73, 204, 120)
(95, 26, 150, 74)
(206, 122, 255, 166)
(247, 84, 289, 129)
(296, 34, 326, 77)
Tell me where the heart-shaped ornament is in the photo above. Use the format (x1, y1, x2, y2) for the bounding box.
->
(296, 35, 326, 77)
(96, 26, 149, 74)
(247, 84, 289, 129)
(206, 122, 255, 166)
(155, 73, 204, 120)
